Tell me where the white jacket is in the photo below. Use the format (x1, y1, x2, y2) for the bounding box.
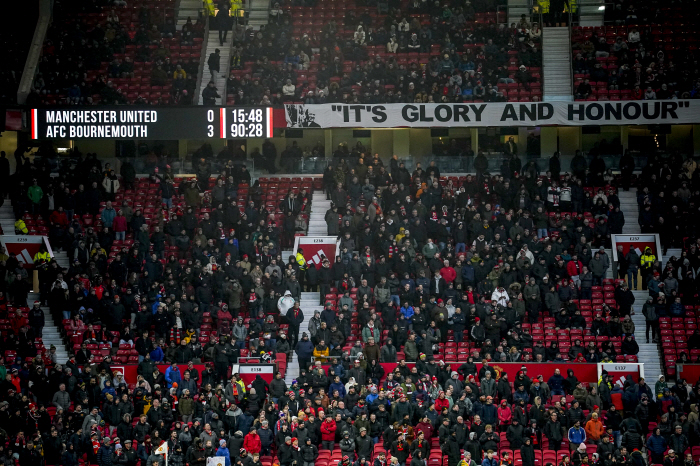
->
(277, 292, 295, 314)
(491, 288, 510, 307)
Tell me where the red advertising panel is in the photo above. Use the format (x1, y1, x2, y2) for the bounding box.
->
(676, 364, 700, 384)
(598, 363, 644, 386)
(238, 363, 276, 387)
(116, 364, 207, 385)
(612, 234, 661, 261)
(319, 362, 599, 384)
(114, 363, 276, 387)
(474, 362, 599, 384)
(0, 235, 53, 268)
(293, 236, 340, 268)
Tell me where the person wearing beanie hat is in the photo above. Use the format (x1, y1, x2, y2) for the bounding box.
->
(277, 435, 296, 466)
(471, 317, 485, 346)
(216, 438, 231, 466)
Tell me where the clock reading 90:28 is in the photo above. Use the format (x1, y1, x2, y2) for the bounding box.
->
(230, 123, 264, 138)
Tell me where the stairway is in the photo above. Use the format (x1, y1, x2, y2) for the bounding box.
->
(176, 0, 203, 30)
(542, 27, 573, 101)
(616, 187, 681, 382)
(630, 290, 662, 383)
(284, 291, 321, 384)
(197, 33, 231, 105)
(247, 0, 270, 29)
(0, 201, 71, 364)
(308, 191, 331, 237)
(507, 0, 531, 27)
(28, 291, 71, 364)
(577, 0, 605, 26)
(618, 191, 641, 234)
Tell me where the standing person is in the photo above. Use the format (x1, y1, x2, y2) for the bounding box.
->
(208, 49, 221, 82)
(295, 248, 308, 291)
(625, 246, 640, 290)
(642, 297, 659, 343)
(216, 2, 230, 46)
(640, 247, 656, 291)
(549, 152, 561, 181)
(295, 333, 313, 373)
(619, 150, 635, 191)
(28, 301, 45, 338)
(28, 178, 43, 214)
(286, 302, 304, 347)
(0, 151, 10, 200)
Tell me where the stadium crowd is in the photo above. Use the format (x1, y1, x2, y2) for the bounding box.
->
(225, 0, 542, 105)
(572, 1, 700, 100)
(0, 143, 699, 466)
(28, 0, 204, 106)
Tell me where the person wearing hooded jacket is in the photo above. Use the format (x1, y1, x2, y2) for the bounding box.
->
(300, 437, 318, 466)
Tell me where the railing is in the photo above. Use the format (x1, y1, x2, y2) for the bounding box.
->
(17, 0, 53, 105)
(194, 11, 210, 105)
(569, 8, 575, 97)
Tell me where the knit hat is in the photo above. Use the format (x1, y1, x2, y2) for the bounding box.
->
(220, 439, 226, 446)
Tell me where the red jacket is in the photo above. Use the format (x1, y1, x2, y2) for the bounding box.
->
(440, 266, 457, 283)
(415, 421, 433, 439)
(321, 419, 337, 441)
(50, 210, 69, 227)
(498, 406, 512, 424)
(11, 315, 28, 334)
(243, 432, 261, 453)
(434, 397, 449, 413)
(112, 215, 127, 232)
(566, 260, 583, 277)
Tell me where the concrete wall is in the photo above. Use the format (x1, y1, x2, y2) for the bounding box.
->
(1, 124, 699, 173)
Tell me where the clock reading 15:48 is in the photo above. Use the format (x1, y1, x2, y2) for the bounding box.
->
(217, 108, 274, 138)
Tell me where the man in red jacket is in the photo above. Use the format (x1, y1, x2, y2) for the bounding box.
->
(566, 254, 584, 287)
(243, 427, 261, 454)
(321, 416, 337, 451)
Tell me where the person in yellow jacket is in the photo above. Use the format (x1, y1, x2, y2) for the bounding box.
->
(15, 218, 28, 234)
(640, 246, 656, 291)
(33, 246, 52, 269)
(295, 248, 308, 290)
(313, 340, 330, 363)
(295, 248, 308, 271)
(232, 373, 247, 396)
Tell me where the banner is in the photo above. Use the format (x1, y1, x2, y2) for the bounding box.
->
(0, 235, 53, 268)
(611, 234, 661, 261)
(154, 442, 168, 455)
(115, 362, 273, 386)
(598, 362, 644, 387)
(238, 363, 276, 387)
(116, 364, 207, 385)
(284, 101, 700, 128)
(292, 236, 341, 268)
(474, 362, 599, 383)
(320, 362, 598, 384)
(676, 364, 700, 384)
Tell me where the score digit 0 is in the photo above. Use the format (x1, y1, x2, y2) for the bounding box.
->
(207, 109, 214, 138)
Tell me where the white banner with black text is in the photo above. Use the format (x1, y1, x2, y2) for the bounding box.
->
(284, 100, 699, 128)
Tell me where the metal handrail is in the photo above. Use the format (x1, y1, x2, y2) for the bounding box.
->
(569, 8, 575, 98)
(194, 10, 210, 105)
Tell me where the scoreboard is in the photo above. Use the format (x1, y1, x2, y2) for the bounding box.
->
(30, 107, 274, 140)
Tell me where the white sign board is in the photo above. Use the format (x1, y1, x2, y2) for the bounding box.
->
(292, 236, 341, 266)
(207, 458, 226, 466)
(598, 362, 645, 387)
(611, 234, 661, 262)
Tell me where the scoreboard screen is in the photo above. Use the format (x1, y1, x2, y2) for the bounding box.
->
(30, 107, 274, 140)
